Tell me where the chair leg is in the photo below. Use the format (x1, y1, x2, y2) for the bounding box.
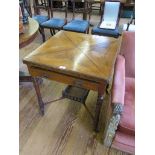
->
(40, 27, 46, 42)
(87, 28, 89, 34)
(39, 28, 42, 34)
(32, 77, 45, 115)
(126, 23, 130, 31)
(91, 28, 94, 35)
(50, 29, 54, 36)
(52, 29, 56, 35)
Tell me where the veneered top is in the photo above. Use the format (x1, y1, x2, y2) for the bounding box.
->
(23, 31, 120, 83)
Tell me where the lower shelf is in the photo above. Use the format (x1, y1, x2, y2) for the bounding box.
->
(62, 85, 90, 104)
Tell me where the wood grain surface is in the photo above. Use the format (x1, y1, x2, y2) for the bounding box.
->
(23, 31, 120, 83)
(20, 79, 130, 155)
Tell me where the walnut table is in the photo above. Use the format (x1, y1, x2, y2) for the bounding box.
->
(23, 30, 120, 131)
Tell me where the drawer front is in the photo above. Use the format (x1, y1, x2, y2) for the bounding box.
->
(28, 66, 100, 91)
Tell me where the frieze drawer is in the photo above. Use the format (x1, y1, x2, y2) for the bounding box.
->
(28, 66, 99, 91)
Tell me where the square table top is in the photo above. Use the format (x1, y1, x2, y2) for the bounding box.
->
(23, 30, 120, 83)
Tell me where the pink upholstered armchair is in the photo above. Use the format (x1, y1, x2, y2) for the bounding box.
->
(104, 31, 135, 154)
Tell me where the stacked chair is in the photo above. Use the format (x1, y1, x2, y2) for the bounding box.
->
(40, 0, 68, 42)
(91, 0, 121, 38)
(63, 0, 91, 34)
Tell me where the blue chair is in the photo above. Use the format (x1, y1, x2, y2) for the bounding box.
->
(40, 0, 68, 42)
(32, 0, 50, 42)
(92, 0, 121, 38)
(63, 0, 91, 34)
(32, 0, 50, 25)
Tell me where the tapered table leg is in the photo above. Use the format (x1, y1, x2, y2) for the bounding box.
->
(32, 77, 44, 115)
(94, 83, 106, 132)
(94, 93, 104, 132)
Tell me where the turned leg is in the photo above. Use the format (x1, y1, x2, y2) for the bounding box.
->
(32, 77, 44, 115)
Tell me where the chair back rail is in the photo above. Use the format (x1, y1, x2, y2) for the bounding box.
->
(70, 0, 91, 21)
(50, 0, 68, 19)
(33, 0, 50, 17)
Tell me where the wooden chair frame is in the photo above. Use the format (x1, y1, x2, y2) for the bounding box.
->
(40, 0, 68, 42)
(64, 0, 91, 34)
(33, 0, 50, 17)
(72, 0, 91, 20)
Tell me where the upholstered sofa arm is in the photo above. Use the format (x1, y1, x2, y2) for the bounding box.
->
(104, 55, 125, 147)
(112, 55, 125, 110)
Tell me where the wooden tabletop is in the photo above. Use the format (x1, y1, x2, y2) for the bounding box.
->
(19, 18, 39, 49)
(23, 31, 120, 83)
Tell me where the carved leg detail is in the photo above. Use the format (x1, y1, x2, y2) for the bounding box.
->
(104, 114, 121, 146)
(94, 94, 104, 132)
(32, 77, 44, 115)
